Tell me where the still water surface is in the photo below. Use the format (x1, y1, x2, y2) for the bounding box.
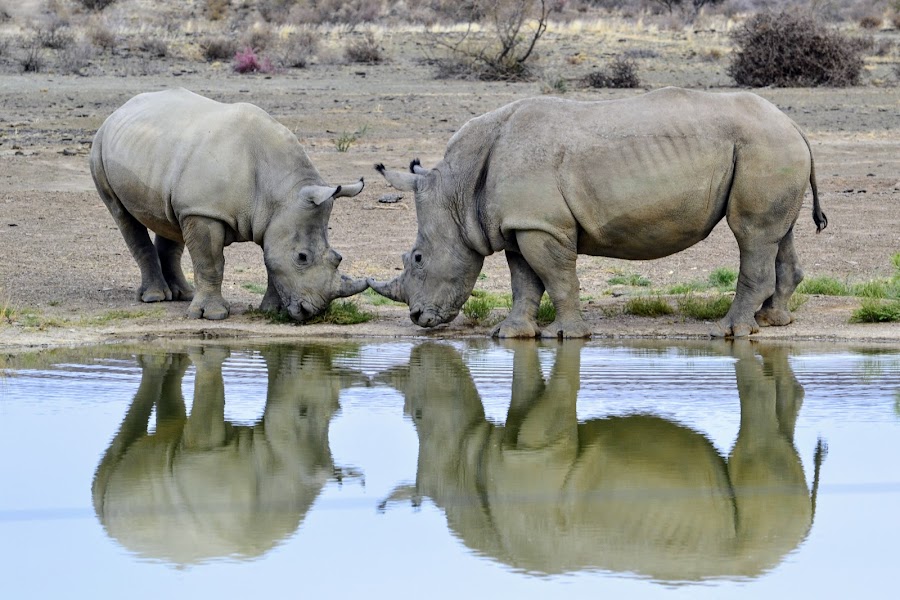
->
(1, 339, 898, 598)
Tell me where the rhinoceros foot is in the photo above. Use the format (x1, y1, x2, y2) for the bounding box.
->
(711, 317, 760, 338)
(538, 318, 593, 339)
(492, 317, 540, 339)
(187, 294, 229, 320)
(754, 306, 794, 328)
(166, 281, 194, 301)
(138, 283, 172, 303)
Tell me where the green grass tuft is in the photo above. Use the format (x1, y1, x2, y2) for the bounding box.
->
(536, 295, 556, 325)
(708, 267, 738, 290)
(463, 295, 494, 324)
(242, 282, 267, 295)
(677, 293, 732, 321)
(668, 281, 709, 295)
(797, 276, 851, 296)
(850, 299, 900, 324)
(624, 295, 674, 317)
(307, 301, 373, 325)
(608, 272, 651, 287)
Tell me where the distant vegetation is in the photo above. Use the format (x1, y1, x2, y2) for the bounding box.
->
(1, 0, 893, 85)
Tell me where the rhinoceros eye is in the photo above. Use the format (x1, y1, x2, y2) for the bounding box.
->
(297, 252, 309, 264)
(413, 253, 423, 264)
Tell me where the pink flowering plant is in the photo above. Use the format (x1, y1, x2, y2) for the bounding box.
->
(233, 47, 274, 74)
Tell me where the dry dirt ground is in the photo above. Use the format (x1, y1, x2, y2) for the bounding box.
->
(1, 24, 899, 353)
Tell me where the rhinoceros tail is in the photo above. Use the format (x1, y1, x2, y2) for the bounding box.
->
(810, 437, 828, 525)
(794, 124, 827, 233)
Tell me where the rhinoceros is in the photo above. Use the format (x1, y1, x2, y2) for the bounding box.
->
(371, 87, 827, 338)
(91, 344, 363, 565)
(90, 88, 367, 321)
(377, 341, 826, 580)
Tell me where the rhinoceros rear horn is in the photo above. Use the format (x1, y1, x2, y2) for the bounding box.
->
(367, 276, 407, 304)
(334, 178, 365, 198)
(410, 158, 430, 175)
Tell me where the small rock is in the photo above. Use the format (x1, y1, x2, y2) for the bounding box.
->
(378, 193, 403, 204)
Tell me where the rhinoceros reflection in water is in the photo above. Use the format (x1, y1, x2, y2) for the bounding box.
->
(92, 345, 363, 565)
(379, 341, 825, 581)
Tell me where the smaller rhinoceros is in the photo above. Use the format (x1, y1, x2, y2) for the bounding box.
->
(371, 87, 827, 338)
(90, 88, 367, 321)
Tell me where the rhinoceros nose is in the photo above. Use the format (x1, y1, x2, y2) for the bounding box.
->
(410, 308, 422, 323)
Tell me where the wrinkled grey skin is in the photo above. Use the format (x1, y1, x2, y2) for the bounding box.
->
(377, 341, 826, 580)
(372, 88, 827, 337)
(90, 88, 368, 321)
(91, 344, 364, 565)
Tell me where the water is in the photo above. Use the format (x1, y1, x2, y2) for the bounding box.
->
(1, 339, 898, 599)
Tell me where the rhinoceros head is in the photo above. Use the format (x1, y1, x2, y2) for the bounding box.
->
(263, 179, 368, 321)
(369, 160, 485, 328)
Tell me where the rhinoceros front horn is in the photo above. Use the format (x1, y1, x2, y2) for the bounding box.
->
(334, 178, 365, 198)
(335, 275, 369, 298)
(367, 276, 407, 304)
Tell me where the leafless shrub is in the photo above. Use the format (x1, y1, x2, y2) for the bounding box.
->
(201, 37, 238, 62)
(426, 0, 554, 82)
(205, 0, 230, 21)
(872, 39, 895, 57)
(87, 22, 117, 51)
(273, 28, 319, 68)
(140, 38, 168, 58)
(19, 40, 46, 72)
(728, 11, 865, 87)
(56, 41, 94, 75)
(893, 13, 900, 30)
(257, 0, 294, 23)
(582, 55, 641, 88)
(345, 32, 383, 64)
(79, 0, 118, 10)
(33, 19, 74, 50)
(243, 26, 275, 52)
(859, 15, 882, 29)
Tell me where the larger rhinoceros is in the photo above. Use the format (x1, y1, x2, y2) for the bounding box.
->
(371, 87, 827, 338)
(377, 341, 826, 580)
(90, 88, 367, 321)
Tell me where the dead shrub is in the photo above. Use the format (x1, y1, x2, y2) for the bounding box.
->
(79, 0, 118, 10)
(233, 46, 275, 74)
(582, 55, 641, 88)
(56, 41, 94, 75)
(425, 0, 554, 82)
(205, 0, 230, 21)
(728, 11, 865, 87)
(140, 39, 168, 58)
(274, 29, 319, 68)
(19, 40, 46, 72)
(87, 22, 117, 51)
(893, 13, 900, 30)
(243, 27, 275, 52)
(858, 15, 882, 29)
(33, 19, 74, 50)
(201, 37, 238, 62)
(344, 32, 383, 64)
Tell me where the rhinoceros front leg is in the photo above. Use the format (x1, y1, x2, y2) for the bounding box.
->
(181, 215, 229, 320)
(259, 275, 283, 313)
(155, 235, 194, 301)
(492, 251, 544, 338)
(514, 230, 593, 339)
(755, 228, 803, 329)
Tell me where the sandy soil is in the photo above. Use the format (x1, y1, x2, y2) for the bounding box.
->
(1, 25, 899, 353)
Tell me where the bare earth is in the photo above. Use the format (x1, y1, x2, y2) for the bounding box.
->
(1, 26, 899, 352)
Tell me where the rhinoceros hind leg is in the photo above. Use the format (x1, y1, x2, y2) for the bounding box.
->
(712, 232, 780, 337)
(755, 228, 803, 328)
(493, 250, 542, 338)
(514, 231, 592, 339)
(155, 235, 194, 301)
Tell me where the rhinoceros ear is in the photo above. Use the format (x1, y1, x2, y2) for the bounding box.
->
(299, 184, 340, 206)
(375, 163, 419, 193)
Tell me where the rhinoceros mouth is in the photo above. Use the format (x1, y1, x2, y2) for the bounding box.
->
(410, 305, 457, 328)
